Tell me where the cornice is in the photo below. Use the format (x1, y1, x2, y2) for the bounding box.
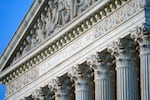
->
(0, 0, 144, 86)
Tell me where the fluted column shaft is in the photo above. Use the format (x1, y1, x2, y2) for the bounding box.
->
(134, 29, 150, 100)
(95, 78, 113, 100)
(115, 51, 138, 100)
(140, 51, 150, 100)
(108, 38, 139, 100)
(75, 78, 93, 100)
(55, 89, 70, 100)
(87, 52, 114, 100)
(68, 65, 93, 100)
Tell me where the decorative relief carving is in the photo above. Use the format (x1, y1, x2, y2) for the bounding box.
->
(6, 67, 39, 97)
(9, 0, 99, 66)
(94, 0, 143, 37)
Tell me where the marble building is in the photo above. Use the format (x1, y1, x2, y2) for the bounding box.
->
(0, 0, 149, 100)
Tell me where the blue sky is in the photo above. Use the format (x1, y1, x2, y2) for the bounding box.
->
(0, 84, 6, 100)
(0, 1, 33, 98)
(0, 0, 33, 56)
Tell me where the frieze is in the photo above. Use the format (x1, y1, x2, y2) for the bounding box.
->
(6, 67, 38, 97)
(94, 0, 144, 37)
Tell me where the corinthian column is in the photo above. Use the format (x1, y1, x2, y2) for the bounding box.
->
(49, 76, 72, 100)
(131, 27, 150, 100)
(87, 51, 114, 100)
(108, 37, 139, 100)
(68, 64, 93, 100)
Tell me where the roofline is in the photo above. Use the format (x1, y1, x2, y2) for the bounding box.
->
(0, 0, 45, 71)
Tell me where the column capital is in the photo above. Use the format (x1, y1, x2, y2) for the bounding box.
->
(68, 65, 94, 100)
(107, 37, 136, 61)
(108, 37, 135, 53)
(68, 64, 93, 91)
(86, 51, 114, 80)
(131, 26, 150, 55)
(86, 52, 113, 70)
(68, 64, 91, 80)
(48, 76, 72, 98)
(131, 26, 150, 43)
(32, 87, 44, 100)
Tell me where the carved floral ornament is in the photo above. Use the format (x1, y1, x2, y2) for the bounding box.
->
(1, 0, 145, 97)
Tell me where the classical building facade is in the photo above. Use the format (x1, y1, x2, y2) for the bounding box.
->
(0, 0, 149, 100)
